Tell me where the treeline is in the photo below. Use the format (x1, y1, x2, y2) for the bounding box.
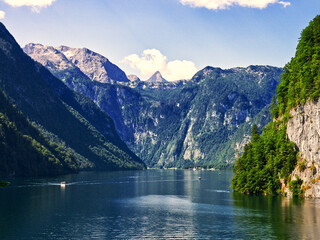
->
(231, 124, 297, 195)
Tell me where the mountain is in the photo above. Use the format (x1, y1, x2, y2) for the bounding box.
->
(146, 71, 168, 83)
(24, 42, 282, 169)
(24, 43, 129, 84)
(0, 23, 145, 174)
(24, 43, 91, 84)
(0, 90, 78, 177)
(125, 78, 188, 90)
(127, 74, 141, 82)
(232, 15, 320, 197)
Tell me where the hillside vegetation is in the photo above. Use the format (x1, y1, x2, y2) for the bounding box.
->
(0, 90, 78, 176)
(0, 23, 145, 176)
(232, 15, 320, 195)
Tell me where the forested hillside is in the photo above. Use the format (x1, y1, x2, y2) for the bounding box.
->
(0, 90, 78, 177)
(232, 15, 320, 197)
(0, 23, 145, 176)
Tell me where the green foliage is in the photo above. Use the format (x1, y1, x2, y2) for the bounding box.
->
(251, 124, 260, 142)
(0, 180, 10, 187)
(297, 158, 307, 172)
(275, 15, 320, 117)
(232, 15, 320, 196)
(0, 90, 79, 177)
(0, 23, 145, 176)
(61, 65, 281, 168)
(232, 122, 297, 195)
(289, 177, 303, 197)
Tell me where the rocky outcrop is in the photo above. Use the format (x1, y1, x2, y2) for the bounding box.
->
(127, 74, 141, 82)
(23, 44, 129, 84)
(57, 46, 129, 83)
(122, 79, 188, 90)
(286, 101, 320, 197)
(24, 43, 91, 83)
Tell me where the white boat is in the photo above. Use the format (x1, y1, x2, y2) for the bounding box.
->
(60, 181, 66, 187)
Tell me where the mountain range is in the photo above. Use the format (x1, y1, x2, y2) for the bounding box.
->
(0, 23, 145, 177)
(24, 43, 282, 169)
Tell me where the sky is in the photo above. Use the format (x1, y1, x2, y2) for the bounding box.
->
(0, 0, 320, 81)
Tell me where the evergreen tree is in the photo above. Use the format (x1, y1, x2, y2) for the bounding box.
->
(232, 15, 320, 196)
(251, 124, 260, 142)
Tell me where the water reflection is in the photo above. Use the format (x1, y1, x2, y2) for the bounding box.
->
(232, 193, 320, 239)
(1, 170, 320, 239)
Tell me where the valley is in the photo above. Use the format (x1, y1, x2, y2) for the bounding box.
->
(24, 43, 282, 169)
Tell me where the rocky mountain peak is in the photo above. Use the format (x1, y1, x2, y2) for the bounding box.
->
(127, 74, 141, 82)
(25, 44, 129, 84)
(23, 43, 43, 54)
(60, 46, 129, 83)
(57, 45, 70, 52)
(147, 71, 167, 83)
(23, 43, 75, 72)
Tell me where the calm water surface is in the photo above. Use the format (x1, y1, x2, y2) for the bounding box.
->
(1, 170, 320, 239)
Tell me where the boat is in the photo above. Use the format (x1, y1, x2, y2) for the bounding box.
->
(198, 177, 201, 180)
(60, 181, 66, 187)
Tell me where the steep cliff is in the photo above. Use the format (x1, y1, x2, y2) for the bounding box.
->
(232, 15, 320, 197)
(286, 101, 320, 197)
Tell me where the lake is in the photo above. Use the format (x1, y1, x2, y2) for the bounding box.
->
(1, 170, 320, 239)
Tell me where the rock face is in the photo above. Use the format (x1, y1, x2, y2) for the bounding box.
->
(123, 79, 188, 89)
(57, 46, 129, 83)
(24, 43, 74, 71)
(24, 44, 129, 84)
(127, 74, 141, 82)
(286, 101, 320, 197)
(24, 43, 90, 83)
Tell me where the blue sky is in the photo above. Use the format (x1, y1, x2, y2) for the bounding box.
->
(0, 0, 320, 80)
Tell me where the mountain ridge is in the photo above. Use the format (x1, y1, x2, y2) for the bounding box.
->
(25, 42, 282, 168)
(24, 43, 129, 84)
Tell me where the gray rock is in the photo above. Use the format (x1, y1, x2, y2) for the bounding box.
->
(24, 43, 129, 84)
(286, 101, 320, 198)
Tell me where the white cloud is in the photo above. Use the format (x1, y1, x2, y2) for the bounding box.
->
(123, 49, 198, 81)
(278, 1, 291, 7)
(179, 0, 291, 10)
(2, 0, 57, 12)
(0, 10, 5, 19)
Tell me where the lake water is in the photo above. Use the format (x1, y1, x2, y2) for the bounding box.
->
(1, 170, 320, 239)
